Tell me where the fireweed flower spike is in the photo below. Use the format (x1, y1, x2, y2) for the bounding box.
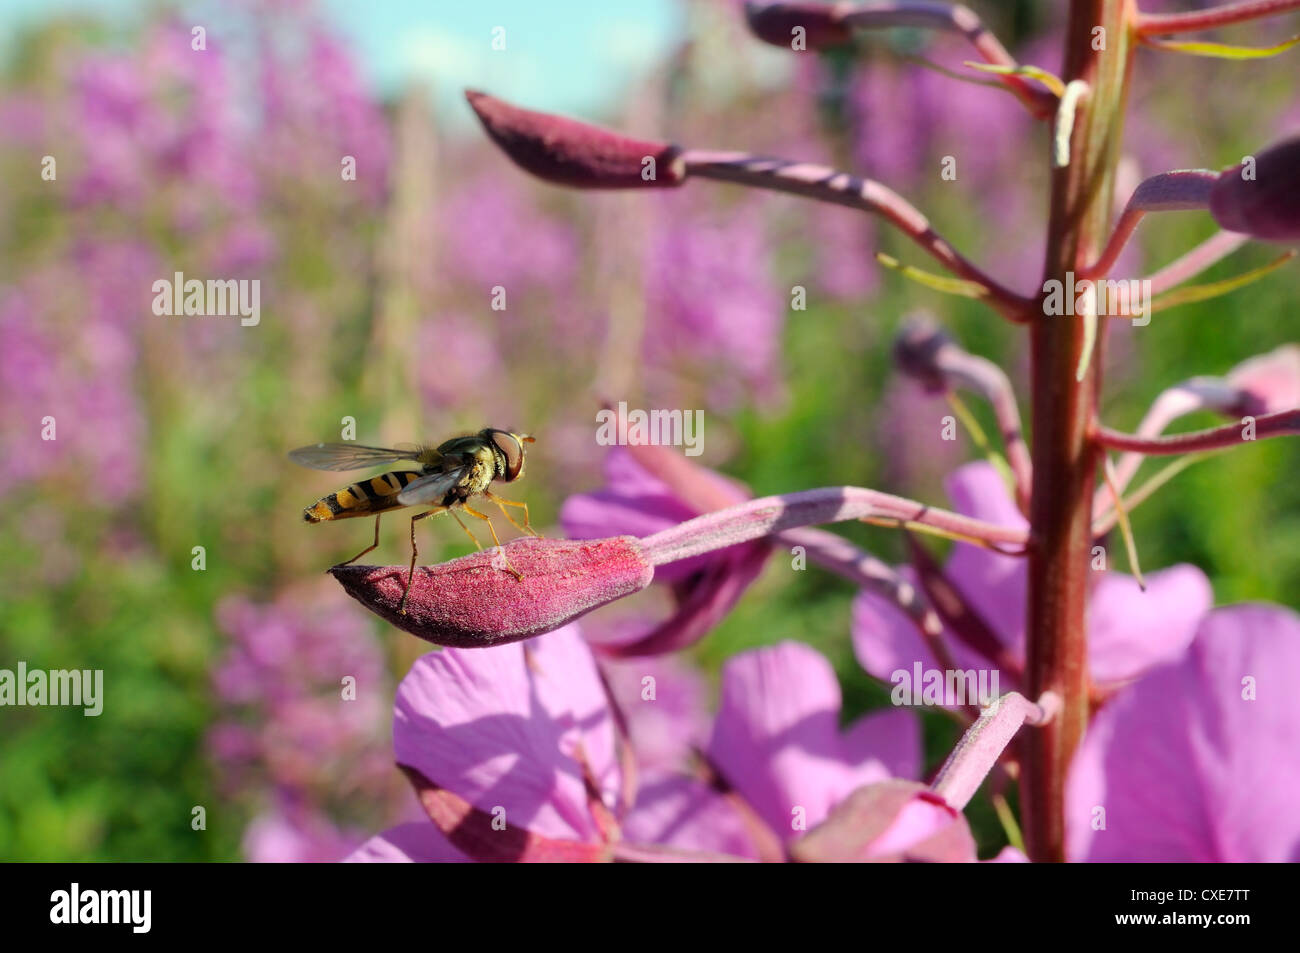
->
(332, 483, 1024, 648)
(464, 89, 1033, 322)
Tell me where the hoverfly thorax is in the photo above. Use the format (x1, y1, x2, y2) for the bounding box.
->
(485, 429, 533, 483)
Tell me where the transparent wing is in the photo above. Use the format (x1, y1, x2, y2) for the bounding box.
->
(288, 443, 428, 472)
(397, 466, 468, 506)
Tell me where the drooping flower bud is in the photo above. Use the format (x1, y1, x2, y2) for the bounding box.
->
(1210, 136, 1300, 241)
(743, 1, 854, 50)
(331, 537, 654, 648)
(465, 90, 684, 189)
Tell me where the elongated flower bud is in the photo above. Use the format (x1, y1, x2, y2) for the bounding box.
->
(1210, 136, 1300, 241)
(743, 1, 854, 49)
(465, 90, 684, 189)
(331, 537, 654, 648)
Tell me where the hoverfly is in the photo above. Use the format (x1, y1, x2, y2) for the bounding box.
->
(289, 429, 538, 612)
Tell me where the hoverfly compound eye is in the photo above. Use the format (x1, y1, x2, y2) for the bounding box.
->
(490, 430, 526, 482)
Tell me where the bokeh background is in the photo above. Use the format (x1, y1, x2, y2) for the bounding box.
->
(1, 0, 1296, 860)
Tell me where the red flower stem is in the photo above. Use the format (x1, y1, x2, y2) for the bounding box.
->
(1096, 409, 1300, 453)
(1081, 169, 1217, 279)
(638, 487, 1028, 567)
(1022, 0, 1136, 863)
(679, 150, 1035, 322)
(1137, 0, 1300, 36)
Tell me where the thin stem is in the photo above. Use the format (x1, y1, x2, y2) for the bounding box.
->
(639, 486, 1029, 567)
(1138, 0, 1300, 36)
(1081, 170, 1218, 279)
(680, 150, 1035, 321)
(1146, 230, 1249, 295)
(838, 2, 1060, 117)
(1096, 408, 1300, 453)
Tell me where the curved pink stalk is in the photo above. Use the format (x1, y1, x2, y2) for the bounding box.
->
(1096, 409, 1300, 454)
(1082, 170, 1218, 279)
(894, 317, 1033, 511)
(1145, 230, 1249, 296)
(639, 486, 1029, 566)
(1138, 0, 1300, 36)
(680, 150, 1034, 320)
(931, 692, 1059, 811)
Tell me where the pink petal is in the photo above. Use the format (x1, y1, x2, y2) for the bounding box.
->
(622, 772, 760, 859)
(344, 822, 468, 863)
(790, 781, 977, 862)
(708, 641, 914, 837)
(393, 625, 619, 844)
(1068, 605, 1300, 861)
(1087, 564, 1211, 685)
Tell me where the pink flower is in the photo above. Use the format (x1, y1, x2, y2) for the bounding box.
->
(708, 641, 920, 841)
(350, 628, 920, 862)
(852, 462, 1212, 695)
(1067, 605, 1300, 862)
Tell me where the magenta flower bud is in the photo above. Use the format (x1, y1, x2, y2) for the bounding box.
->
(330, 537, 654, 648)
(743, 1, 854, 50)
(1210, 136, 1300, 242)
(464, 90, 684, 190)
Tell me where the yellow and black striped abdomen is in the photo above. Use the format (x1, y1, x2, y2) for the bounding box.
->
(303, 470, 424, 522)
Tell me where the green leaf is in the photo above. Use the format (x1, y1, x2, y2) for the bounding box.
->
(1150, 251, 1296, 313)
(876, 253, 988, 299)
(1142, 33, 1300, 60)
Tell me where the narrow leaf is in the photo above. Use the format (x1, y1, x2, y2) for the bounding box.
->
(876, 253, 988, 298)
(962, 61, 1066, 97)
(1149, 251, 1296, 313)
(1142, 32, 1300, 59)
(1102, 457, 1145, 590)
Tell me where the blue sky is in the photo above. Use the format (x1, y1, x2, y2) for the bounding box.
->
(0, 0, 685, 125)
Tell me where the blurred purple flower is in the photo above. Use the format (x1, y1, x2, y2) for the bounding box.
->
(243, 795, 366, 864)
(1068, 605, 1300, 861)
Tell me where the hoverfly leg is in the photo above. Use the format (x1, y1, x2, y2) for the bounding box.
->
(462, 504, 523, 581)
(334, 515, 382, 569)
(484, 491, 540, 538)
(399, 508, 445, 615)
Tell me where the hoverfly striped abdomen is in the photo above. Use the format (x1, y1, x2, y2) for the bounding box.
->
(303, 470, 425, 523)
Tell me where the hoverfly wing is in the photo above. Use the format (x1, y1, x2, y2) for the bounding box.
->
(396, 466, 468, 507)
(288, 443, 425, 472)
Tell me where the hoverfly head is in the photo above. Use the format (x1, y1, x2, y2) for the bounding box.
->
(485, 429, 532, 482)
